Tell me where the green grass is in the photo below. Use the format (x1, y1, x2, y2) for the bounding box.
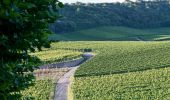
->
(49, 26, 170, 41)
(50, 41, 170, 99)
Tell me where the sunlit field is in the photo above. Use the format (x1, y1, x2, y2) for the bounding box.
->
(50, 41, 170, 99)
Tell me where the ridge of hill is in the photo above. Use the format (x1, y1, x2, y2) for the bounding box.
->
(49, 26, 170, 41)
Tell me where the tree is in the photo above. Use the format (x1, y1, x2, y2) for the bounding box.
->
(0, 0, 63, 99)
(50, 1, 170, 34)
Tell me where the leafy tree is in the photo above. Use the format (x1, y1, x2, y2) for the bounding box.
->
(0, 0, 63, 99)
(50, 0, 170, 33)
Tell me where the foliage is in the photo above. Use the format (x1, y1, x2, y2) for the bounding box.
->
(50, 0, 170, 33)
(0, 0, 63, 99)
(21, 80, 54, 100)
(73, 67, 170, 100)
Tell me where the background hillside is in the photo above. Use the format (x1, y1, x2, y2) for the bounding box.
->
(49, 26, 170, 41)
(50, 0, 170, 34)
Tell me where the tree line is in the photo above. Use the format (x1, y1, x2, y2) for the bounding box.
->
(50, 0, 170, 33)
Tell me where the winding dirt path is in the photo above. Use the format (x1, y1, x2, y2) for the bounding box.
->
(54, 53, 94, 100)
(54, 66, 78, 100)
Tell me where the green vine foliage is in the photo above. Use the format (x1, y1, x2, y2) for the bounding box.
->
(0, 0, 63, 99)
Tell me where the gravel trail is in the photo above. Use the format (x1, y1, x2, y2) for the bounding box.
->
(54, 53, 94, 100)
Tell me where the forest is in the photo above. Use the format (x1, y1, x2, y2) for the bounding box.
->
(50, 0, 170, 33)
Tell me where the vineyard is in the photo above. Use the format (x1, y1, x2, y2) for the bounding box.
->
(30, 49, 83, 65)
(22, 41, 170, 99)
(50, 41, 170, 99)
(22, 49, 82, 99)
(75, 42, 170, 76)
(3, 0, 170, 99)
(21, 68, 70, 100)
(52, 41, 170, 77)
(21, 80, 54, 100)
(73, 67, 170, 100)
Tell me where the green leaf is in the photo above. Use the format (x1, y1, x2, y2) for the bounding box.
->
(58, 2, 64, 8)
(3, 0, 10, 5)
(27, 3, 36, 9)
(18, 3, 36, 9)
(5, 10, 9, 17)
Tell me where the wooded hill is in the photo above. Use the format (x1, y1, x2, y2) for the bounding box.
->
(50, 0, 170, 33)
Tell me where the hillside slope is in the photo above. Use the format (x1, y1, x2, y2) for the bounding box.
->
(51, 41, 170, 99)
(49, 26, 170, 41)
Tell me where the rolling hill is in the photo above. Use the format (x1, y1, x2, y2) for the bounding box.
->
(49, 26, 170, 41)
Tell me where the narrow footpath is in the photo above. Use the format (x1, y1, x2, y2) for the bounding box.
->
(54, 66, 78, 100)
(54, 53, 94, 100)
